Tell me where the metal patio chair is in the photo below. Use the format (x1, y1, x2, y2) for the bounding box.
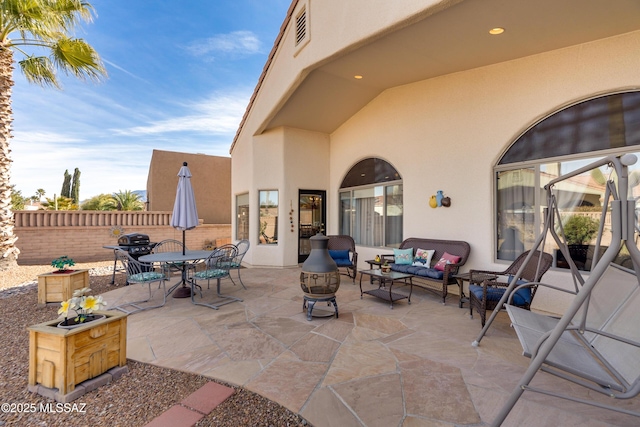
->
(327, 235, 358, 283)
(112, 249, 168, 314)
(190, 245, 243, 309)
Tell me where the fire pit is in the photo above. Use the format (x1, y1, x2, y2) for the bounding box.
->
(300, 233, 340, 321)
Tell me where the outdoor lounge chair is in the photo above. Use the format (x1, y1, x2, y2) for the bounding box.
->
(327, 235, 358, 282)
(112, 249, 168, 314)
(468, 250, 553, 326)
(190, 245, 243, 309)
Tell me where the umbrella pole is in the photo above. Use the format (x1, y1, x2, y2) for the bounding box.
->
(173, 229, 192, 298)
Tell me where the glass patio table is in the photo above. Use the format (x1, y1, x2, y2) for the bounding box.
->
(359, 269, 413, 308)
(138, 250, 213, 298)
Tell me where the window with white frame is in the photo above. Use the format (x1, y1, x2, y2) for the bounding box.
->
(339, 158, 403, 248)
(495, 91, 640, 271)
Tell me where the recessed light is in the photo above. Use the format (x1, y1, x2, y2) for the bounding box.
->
(354, 75, 363, 79)
(489, 27, 505, 35)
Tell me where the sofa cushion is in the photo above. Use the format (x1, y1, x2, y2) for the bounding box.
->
(393, 248, 414, 265)
(412, 248, 435, 267)
(469, 282, 532, 306)
(329, 249, 350, 260)
(434, 252, 461, 271)
(391, 264, 444, 280)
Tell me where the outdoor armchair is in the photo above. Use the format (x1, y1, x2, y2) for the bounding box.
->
(327, 235, 358, 283)
(468, 250, 553, 326)
(152, 238, 189, 277)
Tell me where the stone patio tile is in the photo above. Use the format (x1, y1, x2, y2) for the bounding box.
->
(252, 316, 316, 346)
(289, 332, 341, 362)
(202, 359, 263, 386)
(401, 416, 454, 426)
(210, 325, 286, 360)
(145, 318, 214, 359)
(388, 331, 479, 370)
(323, 340, 397, 386)
(332, 373, 404, 427)
(354, 312, 408, 335)
(245, 357, 328, 412)
(152, 344, 226, 374)
(126, 336, 156, 362)
(400, 359, 480, 425)
(312, 318, 355, 342)
(300, 387, 362, 427)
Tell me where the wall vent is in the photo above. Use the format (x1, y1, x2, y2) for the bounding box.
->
(295, 7, 307, 46)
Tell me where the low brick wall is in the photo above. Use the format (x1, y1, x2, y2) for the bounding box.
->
(13, 210, 232, 265)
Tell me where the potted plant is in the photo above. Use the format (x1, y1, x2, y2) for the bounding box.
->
(556, 214, 599, 269)
(381, 260, 391, 273)
(37, 256, 89, 307)
(28, 306, 128, 399)
(51, 255, 75, 273)
(57, 287, 107, 328)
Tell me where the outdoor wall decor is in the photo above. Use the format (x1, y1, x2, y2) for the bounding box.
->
(290, 201, 295, 232)
(429, 191, 451, 208)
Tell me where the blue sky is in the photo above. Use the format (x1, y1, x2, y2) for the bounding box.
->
(10, 0, 291, 201)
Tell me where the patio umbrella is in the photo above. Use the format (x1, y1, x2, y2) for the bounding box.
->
(171, 162, 199, 253)
(170, 162, 199, 297)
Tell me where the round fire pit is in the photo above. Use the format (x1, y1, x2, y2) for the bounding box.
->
(300, 233, 340, 320)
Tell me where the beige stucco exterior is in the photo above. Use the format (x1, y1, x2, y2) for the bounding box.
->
(147, 149, 231, 225)
(230, 0, 640, 315)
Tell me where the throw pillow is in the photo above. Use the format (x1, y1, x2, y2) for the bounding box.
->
(434, 252, 461, 271)
(328, 250, 350, 260)
(393, 248, 414, 265)
(412, 248, 435, 267)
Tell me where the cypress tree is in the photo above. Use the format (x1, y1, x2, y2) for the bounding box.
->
(61, 170, 71, 198)
(71, 168, 81, 204)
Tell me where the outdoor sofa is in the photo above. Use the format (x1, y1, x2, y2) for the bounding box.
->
(381, 237, 471, 304)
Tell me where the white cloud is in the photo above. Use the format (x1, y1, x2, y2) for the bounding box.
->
(115, 89, 250, 136)
(186, 30, 262, 58)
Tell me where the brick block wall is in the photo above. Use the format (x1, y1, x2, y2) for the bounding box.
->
(15, 224, 231, 265)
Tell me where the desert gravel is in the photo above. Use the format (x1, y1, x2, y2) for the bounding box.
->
(0, 262, 310, 426)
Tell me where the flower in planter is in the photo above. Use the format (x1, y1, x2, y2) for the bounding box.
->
(51, 255, 75, 272)
(58, 287, 107, 324)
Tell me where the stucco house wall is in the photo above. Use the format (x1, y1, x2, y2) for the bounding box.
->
(147, 149, 231, 225)
(230, 0, 640, 315)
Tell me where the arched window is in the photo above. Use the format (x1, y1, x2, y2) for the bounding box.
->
(495, 91, 640, 270)
(339, 158, 403, 247)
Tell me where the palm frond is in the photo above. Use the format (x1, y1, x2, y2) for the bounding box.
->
(19, 56, 58, 88)
(52, 37, 105, 81)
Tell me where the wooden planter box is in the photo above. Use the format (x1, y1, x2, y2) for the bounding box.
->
(28, 310, 127, 395)
(37, 269, 90, 307)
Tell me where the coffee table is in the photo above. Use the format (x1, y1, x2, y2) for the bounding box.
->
(359, 269, 413, 308)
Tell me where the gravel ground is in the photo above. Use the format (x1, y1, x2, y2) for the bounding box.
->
(0, 262, 310, 426)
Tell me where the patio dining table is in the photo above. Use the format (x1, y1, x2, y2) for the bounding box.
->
(139, 250, 213, 298)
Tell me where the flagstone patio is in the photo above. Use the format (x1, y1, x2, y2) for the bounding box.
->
(103, 267, 639, 426)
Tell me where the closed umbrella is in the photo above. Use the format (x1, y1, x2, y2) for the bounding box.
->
(170, 162, 199, 297)
(172, 162, 199, 252)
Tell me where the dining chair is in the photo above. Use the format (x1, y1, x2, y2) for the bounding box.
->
(152, 238, 187, 277)
(227, 239, 249, 289)
(190, 245, 243, 309)
(112, 249, 168, 314)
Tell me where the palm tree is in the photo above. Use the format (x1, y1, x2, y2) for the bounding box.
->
(108, 190, 144, 211)
(0, 0, 106, 270)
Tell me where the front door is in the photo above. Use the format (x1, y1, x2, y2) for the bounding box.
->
(298, 190, 326, 263)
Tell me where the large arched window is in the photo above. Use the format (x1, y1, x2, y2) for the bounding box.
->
(495, 91, 640, 270)
(339, 158, 403, 247)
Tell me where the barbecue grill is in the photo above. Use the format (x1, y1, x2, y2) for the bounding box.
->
(117, 233, 155, 257)
(104, 233, 156, 284)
